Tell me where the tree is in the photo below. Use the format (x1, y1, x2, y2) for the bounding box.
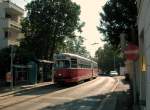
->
(20, 0, 83, 60)
(97, 0, 137, 48)
(95, 44, 123, 73)
(57, 36, 91, 58)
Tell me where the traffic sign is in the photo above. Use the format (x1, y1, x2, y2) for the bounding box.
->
(124, 43, 139, 61)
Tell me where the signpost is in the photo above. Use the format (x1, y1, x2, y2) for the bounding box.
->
(10, 45, 16, 90)
(124, 43, 139, 105)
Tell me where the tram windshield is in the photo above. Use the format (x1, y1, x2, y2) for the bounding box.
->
(55, 60, 70, 69)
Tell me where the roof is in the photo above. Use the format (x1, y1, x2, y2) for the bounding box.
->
(37, 59, 54, 64)
(56, 53, 97, 64)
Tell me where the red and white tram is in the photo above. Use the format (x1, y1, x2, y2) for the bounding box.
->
(53, 53, 98, 84)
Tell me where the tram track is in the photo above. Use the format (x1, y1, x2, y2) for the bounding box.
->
(0, 77, 116, 110)
(0, 84, 65, 109)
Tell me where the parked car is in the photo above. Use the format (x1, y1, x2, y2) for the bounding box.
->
(109, 71, 118, 76)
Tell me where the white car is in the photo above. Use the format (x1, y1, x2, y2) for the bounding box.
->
(110, 71, 118, 76)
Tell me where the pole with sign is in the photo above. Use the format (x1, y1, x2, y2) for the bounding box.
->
(124, 43, 139, 61)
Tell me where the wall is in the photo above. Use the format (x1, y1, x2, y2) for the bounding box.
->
(0, 1, 23, 49)
(0, 29, 8, 49)
(137, 0, 150, 110)
(0, 6, 7, 49)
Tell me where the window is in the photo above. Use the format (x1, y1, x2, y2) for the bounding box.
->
(93, 63, 98, 68)
(4, 31, 8, 38)
(71, 58, 77, 68)
(5, 13, 11, 19)
(79, 62, 91, 68)
(55, 60, 70, 69)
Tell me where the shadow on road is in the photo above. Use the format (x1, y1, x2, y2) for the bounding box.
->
(115, 90, 133, 110)
(121, 77, 130, 85)
(39, 93, 108, 110)
(13, 76, 133, 110)
(14, 83, 72, 96)
(14, 81, 88, 96)
(38, 90, 133, 110)
(14, 77, 100, 96)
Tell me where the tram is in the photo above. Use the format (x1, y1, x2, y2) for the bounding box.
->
(53, 53, 98, 84)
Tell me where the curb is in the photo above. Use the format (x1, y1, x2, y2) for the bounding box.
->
(0, 82, 54, 109)
(0, 86, 34, 97)
(0, 82, 52, 98)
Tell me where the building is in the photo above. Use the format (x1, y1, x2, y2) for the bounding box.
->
(0, 0, 24, 49)
(136, 0, 150, 110)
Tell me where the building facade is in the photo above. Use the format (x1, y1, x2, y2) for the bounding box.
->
(0, 0, 24, 49)
(136, 0, 150, 110)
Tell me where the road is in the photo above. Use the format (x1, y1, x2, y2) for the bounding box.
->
(0, 76, 118, 110)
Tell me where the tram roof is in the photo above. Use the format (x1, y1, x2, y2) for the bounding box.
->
(58, 53, 97, 64)
(38, 59, 54, 64)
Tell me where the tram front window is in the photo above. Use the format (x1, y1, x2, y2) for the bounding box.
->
(55, 60, 70, 69)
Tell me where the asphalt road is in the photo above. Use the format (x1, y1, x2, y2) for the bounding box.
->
(0, 76, 118, 110)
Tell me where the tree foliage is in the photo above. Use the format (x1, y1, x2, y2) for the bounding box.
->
(20, 0, 83, 60)
(98, 0, 137, 47)
(95, 44, 123, 73)
(57, 36, 91, 58)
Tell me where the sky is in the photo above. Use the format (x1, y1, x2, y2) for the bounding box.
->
(12, 0, 107, 57)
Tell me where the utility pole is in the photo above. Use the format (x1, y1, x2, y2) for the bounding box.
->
(10, 45, 16, 90)
(10, 46, 14, 90)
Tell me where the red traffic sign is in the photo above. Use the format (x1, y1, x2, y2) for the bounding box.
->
(124, 43, 139, 61)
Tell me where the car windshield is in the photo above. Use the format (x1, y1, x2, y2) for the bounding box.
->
(55, 60, 70, 69)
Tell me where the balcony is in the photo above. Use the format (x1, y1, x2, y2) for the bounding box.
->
(6, 26, 24, 46)
(0, 18, 21, 31)
(0, 1, 24, 15)
(8, 39, 20, 46)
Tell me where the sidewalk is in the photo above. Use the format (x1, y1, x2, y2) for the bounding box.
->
(0, 81, 53, 97)
(115, 76, 134, 110)
(115, 90, 133, 110)
(99, 76, 134, 110)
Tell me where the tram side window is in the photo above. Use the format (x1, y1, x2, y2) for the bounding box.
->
(79, 63, 91, 68)
(55, 60, 70, 69)
(93, 63, 98, 69)
(87, 64, 91, 68)
(71, 58, 77, 68)
(95, 64, 98, 68)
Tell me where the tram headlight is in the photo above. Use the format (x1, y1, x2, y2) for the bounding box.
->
(58, 73, 62, 76)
